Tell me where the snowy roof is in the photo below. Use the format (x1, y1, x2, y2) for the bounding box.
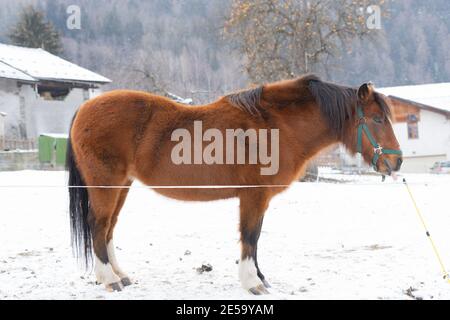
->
(0, 43, 111, 84)
(378, 83, 450, 114)
(0, 61, 36, 82)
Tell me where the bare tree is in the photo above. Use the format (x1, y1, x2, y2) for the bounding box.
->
(131, 65, 168, 95)
(225, 0, 388, 83)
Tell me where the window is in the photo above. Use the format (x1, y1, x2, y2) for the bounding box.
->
(407, 114, 419, 139)
(37, 85, 71, 101)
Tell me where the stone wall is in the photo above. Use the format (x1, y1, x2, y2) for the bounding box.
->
(0, 150, 65, 171)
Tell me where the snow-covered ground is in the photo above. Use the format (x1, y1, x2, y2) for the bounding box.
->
(0, 170, 449, 300)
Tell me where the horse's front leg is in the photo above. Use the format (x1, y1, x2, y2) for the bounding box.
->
(238, 191, 271, 295)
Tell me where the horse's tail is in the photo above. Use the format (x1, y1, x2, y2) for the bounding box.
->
(66, 112, 93, 269)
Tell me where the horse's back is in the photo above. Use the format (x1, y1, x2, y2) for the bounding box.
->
(76, 90, 180, 119)
(73, 89, 184, 136)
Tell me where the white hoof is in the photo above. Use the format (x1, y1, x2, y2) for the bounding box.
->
(105, 281, 123, 292)
(249, 284, 270, 295)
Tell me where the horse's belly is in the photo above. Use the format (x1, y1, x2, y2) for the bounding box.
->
(152, 187, 237, 202)
(134, 162, 250, 201)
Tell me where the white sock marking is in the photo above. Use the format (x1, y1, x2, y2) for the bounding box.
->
(94, 255, 121, 285)
(239, 257, 263, 290)
(107, 240, 128, 279)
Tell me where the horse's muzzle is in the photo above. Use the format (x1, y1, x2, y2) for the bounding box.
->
(381, 156, 402, 175)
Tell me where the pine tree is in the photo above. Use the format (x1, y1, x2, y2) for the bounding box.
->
(8, 6, 62, 55)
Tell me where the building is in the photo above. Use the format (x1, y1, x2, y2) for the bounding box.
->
(0, 43, 111, 142)
(379, 83, 450, 173)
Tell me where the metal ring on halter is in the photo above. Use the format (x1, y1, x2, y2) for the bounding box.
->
(358, 117, 367, 125)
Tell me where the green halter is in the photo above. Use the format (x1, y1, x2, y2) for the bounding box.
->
(356, 106, 402, 171)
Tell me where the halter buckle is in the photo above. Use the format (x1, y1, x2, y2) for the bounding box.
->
(374, 145, 383, 155)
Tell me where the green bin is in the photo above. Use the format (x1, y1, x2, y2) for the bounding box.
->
(38, 134, 68, 166)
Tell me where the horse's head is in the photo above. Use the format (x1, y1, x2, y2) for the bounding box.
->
(351, 83, 402, 175)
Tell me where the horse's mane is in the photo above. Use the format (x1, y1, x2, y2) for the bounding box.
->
(308, 78, 391, 138)
(225, 75, 391, 138)
(225, 85, 264, 117)
(307, 77, 357, 138)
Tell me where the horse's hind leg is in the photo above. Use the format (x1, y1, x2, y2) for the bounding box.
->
(238, 191, 271, 295)
(87, 178, 128, 292)
(106, 181, 132, 287)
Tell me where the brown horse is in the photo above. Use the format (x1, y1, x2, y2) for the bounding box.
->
(67, 74, 402, 294)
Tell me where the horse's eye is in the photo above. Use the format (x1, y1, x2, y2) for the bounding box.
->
(373, 116, 383, 124)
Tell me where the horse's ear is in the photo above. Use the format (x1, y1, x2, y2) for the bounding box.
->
(357, 82, 375, 103)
